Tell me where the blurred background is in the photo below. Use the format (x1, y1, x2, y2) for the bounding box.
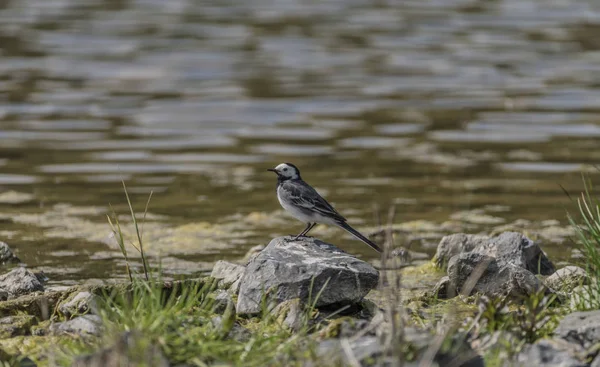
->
(0, 0, 599, 286)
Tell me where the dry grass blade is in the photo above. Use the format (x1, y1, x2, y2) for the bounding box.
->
(141, 190, 154, 243)
(340, 338, 361, 367)
(461, 258, 492, 297)
(107, 205, 133, 282)
(122, 180, 150, 281)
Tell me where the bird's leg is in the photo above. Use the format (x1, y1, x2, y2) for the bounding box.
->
(293, 223, 314, 240)
(303, 223, 317, 238)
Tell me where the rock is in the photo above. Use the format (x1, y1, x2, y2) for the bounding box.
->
(569, 285, 595, 310)
(51, 315, 102, 336)
(210, 260, 245, 292)
(447, 252, 541, 299)
(517, 339, 587, 367)
(71, 331, 168, 367)
(545, 266, 589, 292)
(435, 232, 555, 275)
(0, 267, 44, 299)
(236, 237, 379, 315)
(435, 234, 489, 269)
(211, 315, 251, 342)
(472, 232, 555, 275)
(59, 291, 98, 318)
(554, 311, 600, 349)
(0, 315, 37, 338)
(430, 276, 451, 299)
(0, 242, 20, 264)
(272, 298, 305, 332)
(212, 290, 234, 314)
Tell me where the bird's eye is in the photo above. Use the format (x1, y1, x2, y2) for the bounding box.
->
(283, 168, 288, 172)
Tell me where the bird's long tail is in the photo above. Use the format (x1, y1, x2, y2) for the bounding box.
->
(338, 221, 382, 253)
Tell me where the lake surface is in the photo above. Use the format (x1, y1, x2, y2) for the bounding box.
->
(0, 0, 599, 285)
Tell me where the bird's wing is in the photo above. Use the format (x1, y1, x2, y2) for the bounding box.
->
(281, 180, 346, 222)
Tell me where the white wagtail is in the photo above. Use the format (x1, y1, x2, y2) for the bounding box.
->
(267, 163, 382, 253)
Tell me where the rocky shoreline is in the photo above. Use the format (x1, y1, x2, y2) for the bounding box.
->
(0, 232, 597, 366)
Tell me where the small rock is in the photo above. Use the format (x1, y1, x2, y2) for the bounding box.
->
(71, 331, 168, 367)
(34, 271, 49, 284)
(0, 315, 37, 338)
(447, 252, 541, 299)
(356, 298, 379, 320)
(212, 290, 234, 314)
(473, 232, 555, 275)
(210, 260, 245, 291)
(430, 276, 451, 299)
(569, 285, 597, 311)
(272, 298, 305, 332)
(0, 242, 20, 264)
(236, 237, 379, 315)
(210, 316, 251, 342)
(0, 267, 44, 299)
(544, 266, 589, 292)
(554, 311, 600, 349)
(517, 339, 587, 367)
(51, 315, 102, 336)
(59, 291, 98, 318)
(434, 234, 488, 269)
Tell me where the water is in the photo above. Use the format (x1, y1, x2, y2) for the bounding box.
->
(0, 0, 599, 285)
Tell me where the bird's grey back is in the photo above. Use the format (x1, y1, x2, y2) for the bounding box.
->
(279, 179, 346, 222)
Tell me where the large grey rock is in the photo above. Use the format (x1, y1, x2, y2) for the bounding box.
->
(473, 232, 555, 275)
(545, 266, 589, 292)
(210, 260, 245, 291)
(554, 311, 600, 349)
(59, 291, 98, 318)
(0, 267, 44, 299)
(0, 242, 20, 264)
(435, 234, 489, 269)
(51, 315, 102, 336)
(517, 339, 587, 367)
(435, 232, 555, 275)
(236, 237, 379, 315)
(447, 252, 541, 299)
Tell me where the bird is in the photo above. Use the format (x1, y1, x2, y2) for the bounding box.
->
(267, 162, 382, 253)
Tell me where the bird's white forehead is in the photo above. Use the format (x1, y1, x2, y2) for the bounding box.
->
(275, 163, 294, 171)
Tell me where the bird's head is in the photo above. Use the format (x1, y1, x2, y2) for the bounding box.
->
(267, 163, 301, 181)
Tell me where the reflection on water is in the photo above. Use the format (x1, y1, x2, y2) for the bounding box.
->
(0, 0, 599, 284)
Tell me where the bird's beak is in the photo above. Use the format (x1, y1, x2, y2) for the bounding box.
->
(267, 168, 278, 174)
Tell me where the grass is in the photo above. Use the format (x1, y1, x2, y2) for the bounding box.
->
(567, 174, 600, 310)
(107, 181, 152, 282)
